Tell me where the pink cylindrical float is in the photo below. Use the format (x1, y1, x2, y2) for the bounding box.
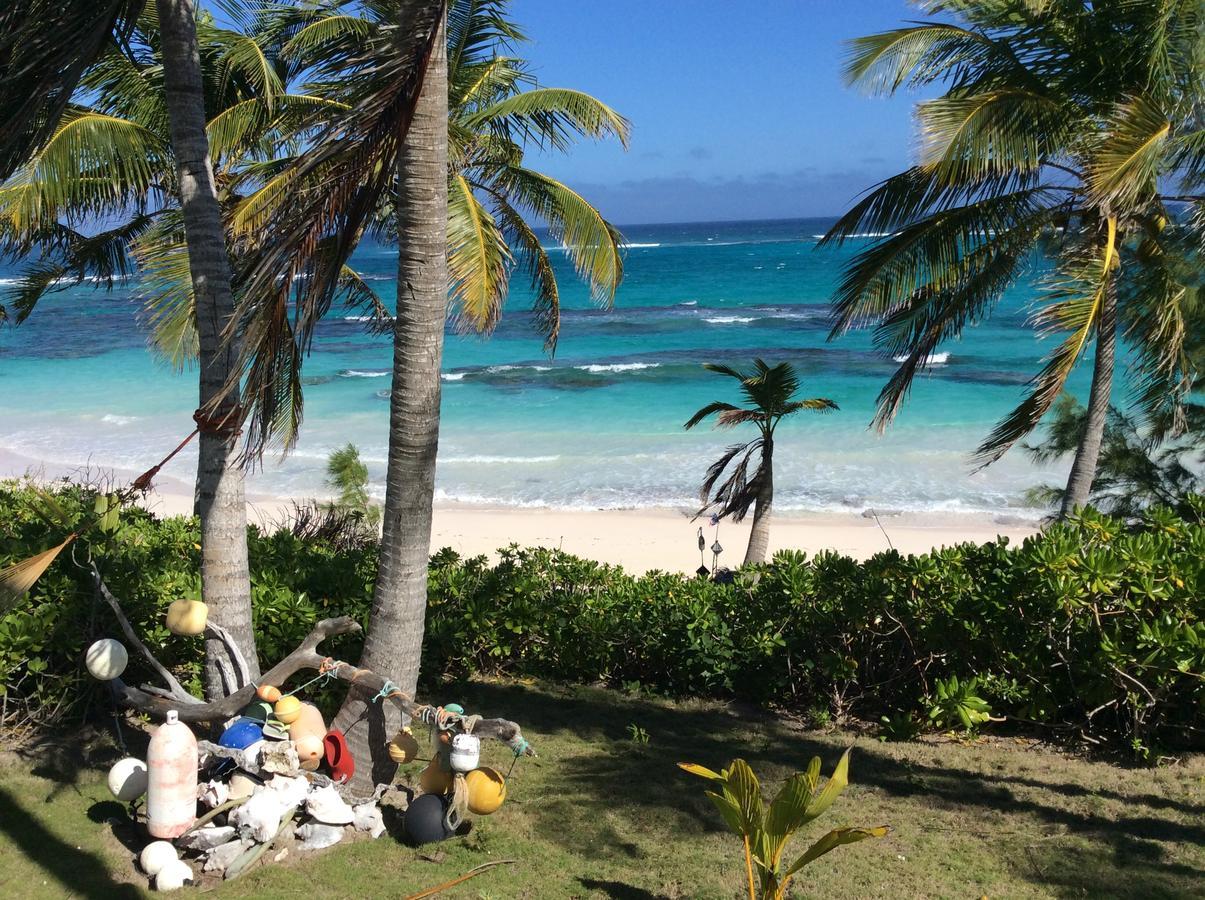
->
(147, 709, 198, 839)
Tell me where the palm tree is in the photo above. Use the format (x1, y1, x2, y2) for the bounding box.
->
(685, 360, 837, 566)
(0, 5, 341, 694)
(823, 0, 1204, 517)
(230, 0, 626, 786)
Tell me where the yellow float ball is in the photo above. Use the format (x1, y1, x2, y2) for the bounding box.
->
(387, 729, 421, 764)
(465, 767, 506, 815)
(418, 760, 453, 795)
(274, 695, 301, 724)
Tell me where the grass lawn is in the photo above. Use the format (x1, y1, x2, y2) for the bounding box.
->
(1, 680, 1202, 899)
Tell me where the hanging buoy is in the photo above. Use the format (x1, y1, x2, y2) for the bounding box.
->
(107, 757, 148, 802)
(256, 683, 282, 703)
(85, 638, 128, 680)
(387, 728, 421, 764)
(324, 729, 355, 783)
(146, 710, 198, 839)
(273, 694, 301, 724)
(289, 702, 326, 771)
(449, 734, 480, 773)
(465, 767, 507, 815)
(139, 840, 178, 876)
(403, 792, 452, 845)
(418, 759, 453, 794)
(164, 598, 208, 636)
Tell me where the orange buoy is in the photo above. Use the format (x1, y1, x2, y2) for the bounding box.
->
(289, 702, 326, 771)
(257, 683, 282, 703)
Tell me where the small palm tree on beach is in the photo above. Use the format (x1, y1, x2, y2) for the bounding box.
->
(686, 360, 838, 566)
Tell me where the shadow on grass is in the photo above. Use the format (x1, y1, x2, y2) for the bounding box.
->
(451, 679, 1204, 900)
(0, 786, 140, 899)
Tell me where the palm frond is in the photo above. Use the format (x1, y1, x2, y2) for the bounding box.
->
(698, 438, 766, 523)
(467, 88, 631, 151)
(975, 217, 1119, 466)
(495, 165, 624, 306)
(1087, 94, 1172, 211)
(843, 23, 1030, 96)
(0, 0, 144, 178)
(491, 192, 561, 350)
(448, 172, 511, 334)
(0, 110, 169, 231)
(684, 401, 742, 430)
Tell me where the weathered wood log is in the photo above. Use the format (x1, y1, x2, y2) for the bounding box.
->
(111, 615, 534, 756)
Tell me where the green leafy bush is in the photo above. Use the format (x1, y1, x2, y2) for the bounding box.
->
(2, 481, 1202, 758)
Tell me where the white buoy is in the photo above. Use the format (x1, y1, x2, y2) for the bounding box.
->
(107, 757, 148, 802)
(85, 638, 128, 680)
(449, 733, 481, 772)
(138, 840, 178, 876)
(154, 858, 193, 891)
(146, 710, 198, 839)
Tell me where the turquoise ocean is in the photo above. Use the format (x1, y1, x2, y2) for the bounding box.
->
(0, 217, 1084, 517)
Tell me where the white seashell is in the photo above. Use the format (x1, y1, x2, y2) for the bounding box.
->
(353, 801, 386, 839)
(139, 840, 178, 876)
(295, 821, 345, 851)
(108, 757, 148, 802)
(198, 779, 229, 809)
(306, 784, 355, 825)
(449, 733, 480, 772)
(178, 824, 236, 851)
(154, 859, 193, 891)
(265, 773, 310, 808)
(203, 838, 251, 874)
(227, 787, 289, 843)
(85, 638, 128, 680)
(227, 772, 259, 801)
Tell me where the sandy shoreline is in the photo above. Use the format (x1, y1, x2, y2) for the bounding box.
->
(0, 446, 1041, 572)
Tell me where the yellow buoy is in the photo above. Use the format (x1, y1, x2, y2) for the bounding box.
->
(465, 767, 506, 815)
(387, 728, 421, 764)
(418, 760, 453, 794)
(165, 598, 208, 636)
(274, 695, 301, 724)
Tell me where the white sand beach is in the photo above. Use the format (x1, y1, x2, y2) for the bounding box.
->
(0, 447, 1039, 572)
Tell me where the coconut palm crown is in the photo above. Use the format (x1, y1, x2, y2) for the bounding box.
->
(685, 360, 838, 566)
(823, 0, 1203, 516)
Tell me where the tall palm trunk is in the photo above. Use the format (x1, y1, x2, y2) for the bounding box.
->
(1059, 288, 1117, 518)
(333, 12, 448, 788)
(156, 0, 258, 697)
(743, 437, 774, 565)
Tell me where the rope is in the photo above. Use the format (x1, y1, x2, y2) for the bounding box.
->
(281, 661, 336, 698)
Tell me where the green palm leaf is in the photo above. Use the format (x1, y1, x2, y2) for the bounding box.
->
(1087, 95, 1172, 210)
(976, 218, 1119, 466)
(449, 172, 511, 334)
(467, 87, 631, 151)
(496, 166, 623, 306)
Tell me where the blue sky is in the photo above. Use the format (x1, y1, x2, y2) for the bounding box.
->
(511, 0, 927, 224)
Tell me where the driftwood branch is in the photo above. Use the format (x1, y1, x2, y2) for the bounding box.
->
(205, 621, 251, 690)
(91, 563, 196, 704)
(111, 616, 534, 756)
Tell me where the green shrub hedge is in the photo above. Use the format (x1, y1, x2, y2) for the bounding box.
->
(2, 481, 1202, 758)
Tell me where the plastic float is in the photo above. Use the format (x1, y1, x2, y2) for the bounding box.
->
(165, 598, 208, 636)
(147, 710, 198, 839)
(85, 638, 128, 680)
